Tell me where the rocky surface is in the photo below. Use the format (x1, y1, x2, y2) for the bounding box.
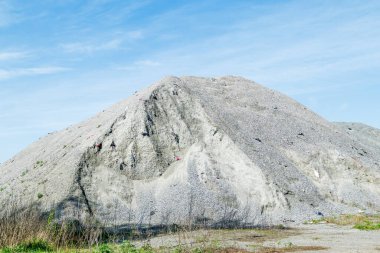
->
(0, 76, 379, 228)
(334, 122, 380, 153)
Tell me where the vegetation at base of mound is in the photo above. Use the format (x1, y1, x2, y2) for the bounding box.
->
(307, 214, 380, 230)
(0, 239, 52, 253)
(0, 204, 328, 253)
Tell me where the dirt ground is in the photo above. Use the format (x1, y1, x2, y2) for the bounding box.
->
(280, 223, 380, 253)
(135, 223, 380, 253)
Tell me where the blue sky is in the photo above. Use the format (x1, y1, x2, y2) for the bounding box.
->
(1, 0, 379, 163)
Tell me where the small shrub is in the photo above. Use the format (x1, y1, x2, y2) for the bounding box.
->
(140, 243, 154, 253)
(37, 193, 43, 199)
(354, 221, 380, 230)
(307, 214, 380, 231)
(33, 161, 45, 169)
(2, 239, 52, 252)
(172, 246, 184, 253)
(192, 248, 204, 253)
(120, 241, 154, 253)
(96, 243, 113, 253)
(120, 241, 138, 253)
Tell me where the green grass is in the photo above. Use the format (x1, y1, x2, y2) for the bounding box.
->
(353, 221, 380, 230)
(0, 239, 251, 253)
(21, 170, 28, 177)
(0, 229, 332, 253)
(0, 241, 146, 253)
(307, 214, 380, 230)
(1, 239, 52, 253)
(34, 160, 46, 169)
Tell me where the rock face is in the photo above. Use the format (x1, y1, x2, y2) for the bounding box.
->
(1, 76, 379, 227)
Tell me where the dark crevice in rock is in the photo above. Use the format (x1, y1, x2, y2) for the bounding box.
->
(173, 133, 180, 144)
(105, 118, 120, 137)
(167, 86, 195, 136)
(75, 151, 94, 216)
(130, 143, 138, 169)
(284, 190, 294, 196)
(110, 140, 116, 150)
(142, 94, 174, 170)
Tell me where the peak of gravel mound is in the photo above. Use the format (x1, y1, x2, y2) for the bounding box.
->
(334, 122, 380, 151)
(1, 76, 379, 228)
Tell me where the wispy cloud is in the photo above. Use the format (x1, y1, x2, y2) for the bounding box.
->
(60, 29, 144, 54)
(116, 59, 161, 71)
(338, 103, 349, 112)
(61, 39, 123, 54)
(0, 0, 26, 28)
(0, 0, 13, 27)
(129, 0, 380, 95)
(135, 60, 160, 67)
(74, 0, 152, 27)
(127, 30, 144, 39)
(0, 51, 29, 61)
(0, 66, 69, 80)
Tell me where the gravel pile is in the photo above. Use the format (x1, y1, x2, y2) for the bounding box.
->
(0, 76, 379, 228)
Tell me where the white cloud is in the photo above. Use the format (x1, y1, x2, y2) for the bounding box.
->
(122, 0, 380, 98)
(0, 0, 12, 27)
(116, 59, 161, 71)
(0, 51, 29, 61)
(135, 60, 160, 67)
(61, 39, 123, 54)
(338, 103, 349, 112)
(0, 0, 25, 27)
(127, 30, 144, 39)
(0, 66, 69, 80)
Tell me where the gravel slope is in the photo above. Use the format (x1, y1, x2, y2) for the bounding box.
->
(334, 122, 380, 152)
(0, 76, 379, 228)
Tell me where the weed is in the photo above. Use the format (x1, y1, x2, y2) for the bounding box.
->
(307, 219, 325, 224)
(256, 245, 328, 252)
(96, 243, 113, 253)
(120, 241, 138, 253)
(2, 239, 52, 252)
(307, 214, 380, 230)
(119, 241, 153, 253)
(353, 221, 380, 230)
(33, 161, 45, 169)
(21, 170, 28, 177)
(276, 241, 293, 248)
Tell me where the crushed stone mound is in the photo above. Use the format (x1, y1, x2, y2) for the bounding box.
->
(0, 76, 379, 228)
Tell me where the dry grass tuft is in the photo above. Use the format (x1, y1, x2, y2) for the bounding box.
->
(256, 245, 328, 252)
(0, 203, 104, 250)
(324, 214, 368, 225)
(0, 203, 49, 249)
(308, 214, 380, 230)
